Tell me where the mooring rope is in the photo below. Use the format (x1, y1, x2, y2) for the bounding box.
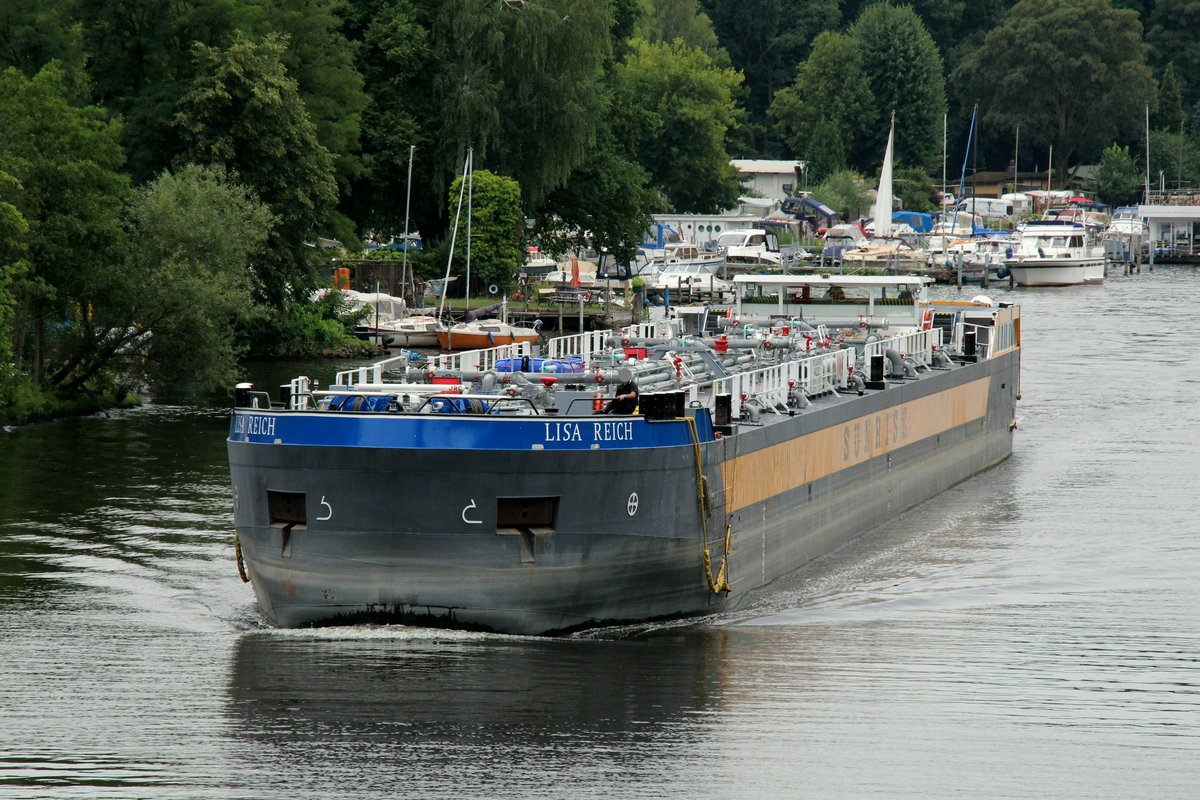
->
(681, 416, 732, 594)
(234, 533, 251, 583)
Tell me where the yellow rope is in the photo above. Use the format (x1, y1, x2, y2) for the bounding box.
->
(681, 416, 732, 594)
(234, 533, 251, 583)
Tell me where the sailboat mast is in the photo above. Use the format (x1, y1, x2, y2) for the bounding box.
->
(401, 144, 415, 301)
(465, 147, 473, 311)
(1144, 103, 1151, 202)
(438, 151, 472, 318)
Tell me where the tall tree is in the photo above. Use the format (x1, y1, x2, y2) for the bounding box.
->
(447, 168, 523, 294)
(118, 164, 272, 392)
(698, 0, 841, 155)
(0, 63, 130, 389)
(175, 32, 338, 308)
(769, 31, 877, 170)
(1145, 0, 1200, 111)
(76, 0, 243, 183)
(535, 121, 658, 265)
(430, 0, 614, 209)
(1153, 62, 1187, 132)
(849, 3, 946, 171)
(612, 38, 744, 213)
(0, 0, 86, 87)
(339, 0, 436, 239)
(1093, 143, 1140, 206)
(633, 0, 724, 59)
(0, 171, 28, 376)
(954, 0, 1155, 180)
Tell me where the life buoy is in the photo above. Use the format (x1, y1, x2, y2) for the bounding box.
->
(922, 309, 933, 330)
(592, 393, 604, 412)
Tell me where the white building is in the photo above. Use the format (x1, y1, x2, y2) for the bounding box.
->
(730, 159, 805, 203)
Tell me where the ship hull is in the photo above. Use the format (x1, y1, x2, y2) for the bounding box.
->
(228, 350, 1018, 635)
(1006, 258, 1106, 286)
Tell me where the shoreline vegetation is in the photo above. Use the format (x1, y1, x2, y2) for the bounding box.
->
(2, 1, 1196, 426)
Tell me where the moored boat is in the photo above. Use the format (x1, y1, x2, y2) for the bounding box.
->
(227, 275, 1020, 635)
(1004, 219, 1106, 286)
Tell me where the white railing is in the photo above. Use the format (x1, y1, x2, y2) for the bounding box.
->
(334, 354, 417, 388)
(545, 330, 612, 361)
(863, 329, 936, 366)
(714, 349, 850, 420)
(427, 341, 535, 373)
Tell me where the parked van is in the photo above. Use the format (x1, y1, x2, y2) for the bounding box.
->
(958, 197, 1013, 219)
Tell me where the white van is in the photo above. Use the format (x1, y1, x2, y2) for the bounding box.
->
(959, 197, 1013, 219)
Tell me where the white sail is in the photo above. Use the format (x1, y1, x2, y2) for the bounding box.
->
(873, 116, 895, 238)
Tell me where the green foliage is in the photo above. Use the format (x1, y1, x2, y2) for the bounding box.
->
(1093, 144, 1141, 206)
(175, 31, 338, 309)
(1153, 63, 1187, 132)
(430, 0, 613, 209)
(634, 0, 726, 60)
(120, 164, 273, 392)
(447, 168, 523, 295)
(769, 31, 876, 170)
(803, 119, 848, 185)
(0, 63, 130, 390)
(613, 38, 744, 213)
(849, 3, 946, 170)
(894, 166, 936, 212)
(699, 0, 841, 153)
(538, 134, 658, 266)
(1146, 0, 1200, 112)
(0, 1, 87, 90)
(251, 290, 372, 358)
(954, 0, 1155, 177)
(0, 171, 29, 365)
(811, 170, 872, 221)
(1148, 129, 1200, 191)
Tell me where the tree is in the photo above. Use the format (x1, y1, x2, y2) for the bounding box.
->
(1145, 0, 1200, 112)
(894, 166, 936, 212)
(339, 0, 436, 239)
(699, 0, 841, 154)
(849, 3, 946, 170)
(1093, 144, 1141, 206)
(769, 31, 876, 170)
(535, 122, 658, 265)
(633, 0, 725, 60)
(175, 31, 338, 309)
(613, 38, 744, 213)
(117, 165, 272, 392)
(0, 0, 86, 88)
(1148, 129, 1200, 192)
(0, 171, 28, 373)
(0, 63, 130, 389)
(448, 168, 523, 295)
(811, 170, 872, 221)
(430, 0, 614, 209)
(76, 0, 244, 183)
(1153, 62, 1187, 132)
(954, 0, 1155, 180)
(802, 119, 848, 185)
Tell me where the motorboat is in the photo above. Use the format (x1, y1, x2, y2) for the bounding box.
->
(1004, 220, 1106, 286)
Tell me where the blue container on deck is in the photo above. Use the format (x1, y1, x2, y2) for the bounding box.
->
(494, 356, 585, 374)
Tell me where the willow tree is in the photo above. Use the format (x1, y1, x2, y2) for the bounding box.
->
(954, 0, 1155, 180)
(431, 0, 614, 208)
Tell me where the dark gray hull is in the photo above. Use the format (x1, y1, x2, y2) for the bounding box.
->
(228, 349, 1018, 635)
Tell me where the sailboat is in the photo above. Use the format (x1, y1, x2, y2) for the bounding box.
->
(436, 149, 541, 351)
(842, 114, 929, 273)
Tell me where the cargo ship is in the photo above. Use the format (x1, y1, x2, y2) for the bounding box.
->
(227, 275, 1020, 635)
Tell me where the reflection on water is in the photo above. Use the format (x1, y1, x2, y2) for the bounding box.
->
(1, 267, 1199, 798)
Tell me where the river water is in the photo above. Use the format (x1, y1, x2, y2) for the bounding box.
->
(2, 266, 1198, 799)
